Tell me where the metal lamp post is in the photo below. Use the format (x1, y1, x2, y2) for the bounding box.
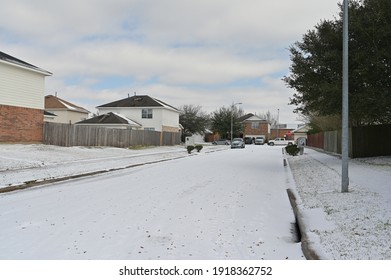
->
(231, 102, 242, 142)
(342, 0, 349, 192)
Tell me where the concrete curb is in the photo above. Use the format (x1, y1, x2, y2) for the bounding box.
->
(286, 188, 321, 260)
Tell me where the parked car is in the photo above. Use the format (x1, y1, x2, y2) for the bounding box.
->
(254, 136, 265, 145)
(244, 137, 254, 144)
(267, 138, 294, 146)
(231, 138, 245, 149)
(212, 139, 230, 145)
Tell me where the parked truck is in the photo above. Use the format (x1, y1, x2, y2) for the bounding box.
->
(267, 138, 294, 146)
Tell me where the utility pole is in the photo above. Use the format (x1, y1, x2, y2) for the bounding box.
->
(341, 0, 349, 192)
(277, 109, 280, 139)
(231, 102, 242, 142)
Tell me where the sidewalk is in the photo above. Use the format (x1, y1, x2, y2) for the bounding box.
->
(287, 148, 391, 259)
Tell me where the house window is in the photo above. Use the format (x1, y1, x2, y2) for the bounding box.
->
(251, 122, 260, 129)
(144, 127, 155, 131)
(142, 109, 153, 119)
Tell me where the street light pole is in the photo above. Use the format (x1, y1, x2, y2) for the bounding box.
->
(231, 102, 242, 142)
(342, 0, 349, 192)
(277, 109, 280, 139)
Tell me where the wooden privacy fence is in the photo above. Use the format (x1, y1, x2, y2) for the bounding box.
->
(43, 122, 181, 148)
(307, 124, 391, 158)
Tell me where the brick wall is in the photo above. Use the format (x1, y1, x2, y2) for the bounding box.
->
(243, 122, 269, 139)
(0, 104, 43, 143)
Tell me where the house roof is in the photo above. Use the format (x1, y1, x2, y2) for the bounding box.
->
(0, 51, 52, 76)
(45, 95, 90, 114)
(76, 112, 142, 127)
(44, 111, 57, 117)
(291, 125, 310, 134)
(239, 113, 267, 122)
(97, 95, 179, 111)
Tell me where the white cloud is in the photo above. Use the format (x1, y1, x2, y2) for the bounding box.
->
(1, 0, 340, 124)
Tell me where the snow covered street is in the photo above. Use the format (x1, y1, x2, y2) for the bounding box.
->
(0, 144, 304, 260)
(1, 143, 390, 260)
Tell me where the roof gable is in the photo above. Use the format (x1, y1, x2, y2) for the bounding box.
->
(97, 95, 179, 111)
(45, 95, 89, 113)
(0, 51, 52, 76)
(76, 112, 141, 127)
(239, 113, 267, 122)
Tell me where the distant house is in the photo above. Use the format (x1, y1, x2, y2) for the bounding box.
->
(240, 113, 270, 141)
(45, 94, 90, 124)
(0, 51, 52, 143)
(75, 112, 142, 129)
(291, 125, 310, 146)
(96, 95, 180, 132)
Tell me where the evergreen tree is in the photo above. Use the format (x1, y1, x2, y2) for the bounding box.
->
(284, 0, 391, 125)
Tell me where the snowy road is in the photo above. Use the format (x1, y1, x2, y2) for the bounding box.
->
(0, 145, 304, 260)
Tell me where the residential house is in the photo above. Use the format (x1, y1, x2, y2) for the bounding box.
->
(45, 94, 90, 124)
(0, 51, 52, 142)
(96, 95, 180, 132)
(75, 112, 142, 129)
(291, 125, 310, 146)
(239, 113, 270, 141)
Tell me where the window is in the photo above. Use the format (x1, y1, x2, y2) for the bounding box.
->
(144, 127, 155, 131)
(251, 122, 259, 129)
(142, 109, 153, 119)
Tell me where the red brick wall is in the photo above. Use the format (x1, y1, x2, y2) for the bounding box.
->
(243, 122, 269, 139)
(0, 104, 43, 143)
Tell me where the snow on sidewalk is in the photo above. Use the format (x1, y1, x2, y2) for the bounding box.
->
(287, 148, 391, 260)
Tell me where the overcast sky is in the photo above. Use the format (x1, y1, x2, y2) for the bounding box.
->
(0, 0, 341, 124)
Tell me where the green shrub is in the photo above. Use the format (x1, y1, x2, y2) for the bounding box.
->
(285, 144, 300, 156)
(195, 144, 203, 152)
(187, 145, 195, 154)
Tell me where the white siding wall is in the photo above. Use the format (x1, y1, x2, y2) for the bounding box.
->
(162, 109, 179, 128)
(0, 63, 45, 110)
(98, 107, 179, 132)
(45, 110, 89, 124)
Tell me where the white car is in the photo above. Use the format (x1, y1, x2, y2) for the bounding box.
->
(254, 137, 265, 145)
(268, 138, 294, 146)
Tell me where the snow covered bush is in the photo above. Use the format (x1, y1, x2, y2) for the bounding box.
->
(285, 144, 300, 156)
(187, 145, 195, 154)
(195, 144, 203, 152)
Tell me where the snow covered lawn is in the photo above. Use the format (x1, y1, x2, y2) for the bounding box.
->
(287, 148, 391, 260)
(0, 144, 303, 260)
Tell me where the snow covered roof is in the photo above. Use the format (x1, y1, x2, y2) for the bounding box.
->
(239, 113, 267, 122)
(45, 95, 90, 114)
(291, 125, 310, 134)
(0, 51, 52, 76)
(76, 112, 142, 127)
(97, 95, 179, 112)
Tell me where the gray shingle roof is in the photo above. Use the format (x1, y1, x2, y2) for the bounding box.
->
(0, 51, 52, 75)
(97, 95, 178, 111)
(76, 112, 141, 127)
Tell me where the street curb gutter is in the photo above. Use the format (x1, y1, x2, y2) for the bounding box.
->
(286, 188, 321, 260)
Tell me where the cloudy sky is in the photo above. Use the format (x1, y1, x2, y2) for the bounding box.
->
(1, 0, 341, 124)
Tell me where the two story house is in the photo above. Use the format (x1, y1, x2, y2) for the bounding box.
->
(45, 94, 90, 124)
(95, 94, 180, 132)
(0, 51, 52, 142)
(240, 113, 270, 142)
